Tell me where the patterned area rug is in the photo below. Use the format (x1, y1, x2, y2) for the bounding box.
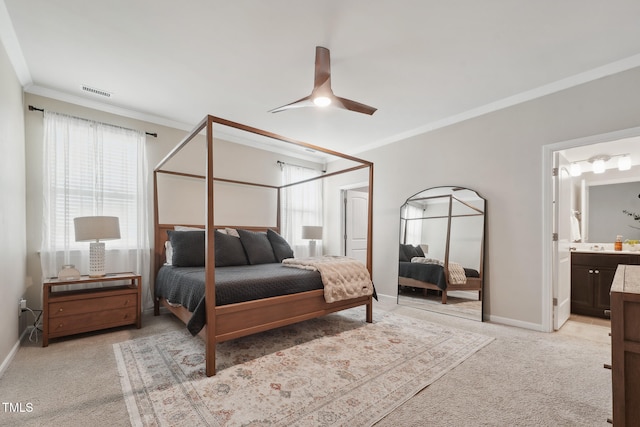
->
(113, 309, 493, 426)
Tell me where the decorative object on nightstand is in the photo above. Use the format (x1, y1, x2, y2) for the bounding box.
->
(302, 225, 323, 257)
(57, 264, 80, 280)
(74, 216, 121, 277)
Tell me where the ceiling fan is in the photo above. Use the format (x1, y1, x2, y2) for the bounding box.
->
(269, 46, 377, 115)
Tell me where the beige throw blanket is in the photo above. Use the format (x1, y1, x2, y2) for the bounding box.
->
(411, 257, 467, 285)
(282, 256, 373, 303)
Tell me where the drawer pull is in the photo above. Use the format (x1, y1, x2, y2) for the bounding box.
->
(59, 308, 63, 312)
(124, 300, 129, 306)
(594, 270, 599, 274)
(589, 270, 594, 273)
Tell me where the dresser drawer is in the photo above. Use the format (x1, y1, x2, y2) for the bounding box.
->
(48, 306, 138, 337)
(49, 292, 137, 318)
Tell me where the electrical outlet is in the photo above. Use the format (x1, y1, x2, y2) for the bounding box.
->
(19, 298, 26, 317)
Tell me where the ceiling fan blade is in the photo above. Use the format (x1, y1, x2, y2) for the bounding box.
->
(314, 46, 331, 89)
(268, 95, 314, 113)
(269, 46, 377, 115)
(334, 96, 377, 115)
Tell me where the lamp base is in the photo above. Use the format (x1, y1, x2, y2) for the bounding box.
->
(309, 240, 317, 257)
(89, 241, 106, 277)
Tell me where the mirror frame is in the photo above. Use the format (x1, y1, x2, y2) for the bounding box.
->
(397, 186, 486, 321)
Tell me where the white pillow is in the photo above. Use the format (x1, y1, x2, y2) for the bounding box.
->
(165, 241, 173, 265)
(225, 227, 239, 237)
(174, 225, 203, 231)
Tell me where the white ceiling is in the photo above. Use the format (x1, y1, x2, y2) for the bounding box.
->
(3, 0, 640, 156)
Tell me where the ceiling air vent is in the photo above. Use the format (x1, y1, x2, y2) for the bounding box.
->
(81, 85, 112, 98)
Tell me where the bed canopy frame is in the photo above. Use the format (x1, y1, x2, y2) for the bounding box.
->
(153, 115, 374, 376)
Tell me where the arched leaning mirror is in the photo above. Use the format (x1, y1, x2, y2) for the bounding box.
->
(398, 186, 485, 321)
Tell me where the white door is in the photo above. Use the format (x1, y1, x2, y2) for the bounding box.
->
(553, 152, 572, 330)
(344, 189, 369, 264)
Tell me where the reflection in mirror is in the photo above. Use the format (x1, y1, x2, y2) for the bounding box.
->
(397, 186, 485, 321)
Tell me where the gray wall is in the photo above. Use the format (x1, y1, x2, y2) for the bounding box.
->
(0, 41, 27, 369)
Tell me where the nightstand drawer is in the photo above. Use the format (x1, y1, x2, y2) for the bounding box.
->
(48, 306, 138, 336)
(49, 293, 137, 318)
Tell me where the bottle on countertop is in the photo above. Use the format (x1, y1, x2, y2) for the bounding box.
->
(615, 235, 623, 251)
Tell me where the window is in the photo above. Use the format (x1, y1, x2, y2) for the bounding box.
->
(40, 111, 150, 305)
(280, 164, 323, 257)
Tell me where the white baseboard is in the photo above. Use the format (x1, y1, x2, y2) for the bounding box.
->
(486, 314, 546, 332)
(373, 293, 397, 305)
(0, 330, 27, 378)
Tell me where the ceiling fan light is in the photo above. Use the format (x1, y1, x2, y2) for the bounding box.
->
(570, 163, 582, 177)
(618, 155, 631, 171)
(592, 158, 606, 174)
(313, 96, 331, 107)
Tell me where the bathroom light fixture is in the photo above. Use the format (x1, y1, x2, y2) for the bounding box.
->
(618, 154, 631, 171)
(566, 153, 632, 177)
(590, 156, 608, 174)
(569, 162, 582, 177)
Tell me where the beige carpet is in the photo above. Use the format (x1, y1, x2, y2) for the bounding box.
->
(113, 309, 493, 426)
(0, 301, 613, 426)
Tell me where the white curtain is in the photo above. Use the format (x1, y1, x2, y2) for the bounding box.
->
(403, 204, 423, 245)
(40, 112, 152, 309)
(281, 164, 323, 257)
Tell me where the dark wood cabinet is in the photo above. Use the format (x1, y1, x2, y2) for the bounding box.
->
(570, 252, 640, 318)
(610, 265, 640, 426)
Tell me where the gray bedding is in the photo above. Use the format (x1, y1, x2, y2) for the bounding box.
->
(398, 261, 479, 291)
(155, 263, 323, 335)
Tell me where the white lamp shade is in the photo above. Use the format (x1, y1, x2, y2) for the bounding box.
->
(301, 225, 323, 240)
(74, 216, 121, 241)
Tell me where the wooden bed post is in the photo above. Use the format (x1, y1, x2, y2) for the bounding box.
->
(205, 116, 217, 376)
(366, 164, 374, 323)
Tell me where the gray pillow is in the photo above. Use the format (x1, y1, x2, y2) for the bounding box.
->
(215, 230, 248, 266)
(267, 229, 294, 262)
(167, 230, 205, 267)
(238, 229, 277, 264)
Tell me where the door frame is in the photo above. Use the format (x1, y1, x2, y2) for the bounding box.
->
(542, 125, 640, 332)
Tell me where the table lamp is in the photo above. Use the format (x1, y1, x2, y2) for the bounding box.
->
(74, 216, 121, 277)
(301, 225, 323, 257)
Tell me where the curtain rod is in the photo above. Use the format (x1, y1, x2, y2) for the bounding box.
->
(28, 105, 158, 138)
(276, 160, 326, 173)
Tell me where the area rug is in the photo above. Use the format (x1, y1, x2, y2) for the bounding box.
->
(113, 309, 493, 426)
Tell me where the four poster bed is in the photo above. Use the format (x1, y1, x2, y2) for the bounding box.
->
(153, 115, 374, 376)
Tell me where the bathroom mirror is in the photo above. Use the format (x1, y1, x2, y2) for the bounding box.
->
(397, 186, 485, 321)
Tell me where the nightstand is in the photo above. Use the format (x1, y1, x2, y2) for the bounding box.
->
(42, 272, 141, 346)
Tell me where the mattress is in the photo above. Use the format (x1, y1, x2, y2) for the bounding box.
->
(155, 263, 323, 335)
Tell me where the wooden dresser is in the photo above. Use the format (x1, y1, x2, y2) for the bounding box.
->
(610, 264, 640, 426)
(42, 272, 141, 346)
(571, 252, 640, 318)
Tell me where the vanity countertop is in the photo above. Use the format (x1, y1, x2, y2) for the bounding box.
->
(572, 249, 640, 255)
